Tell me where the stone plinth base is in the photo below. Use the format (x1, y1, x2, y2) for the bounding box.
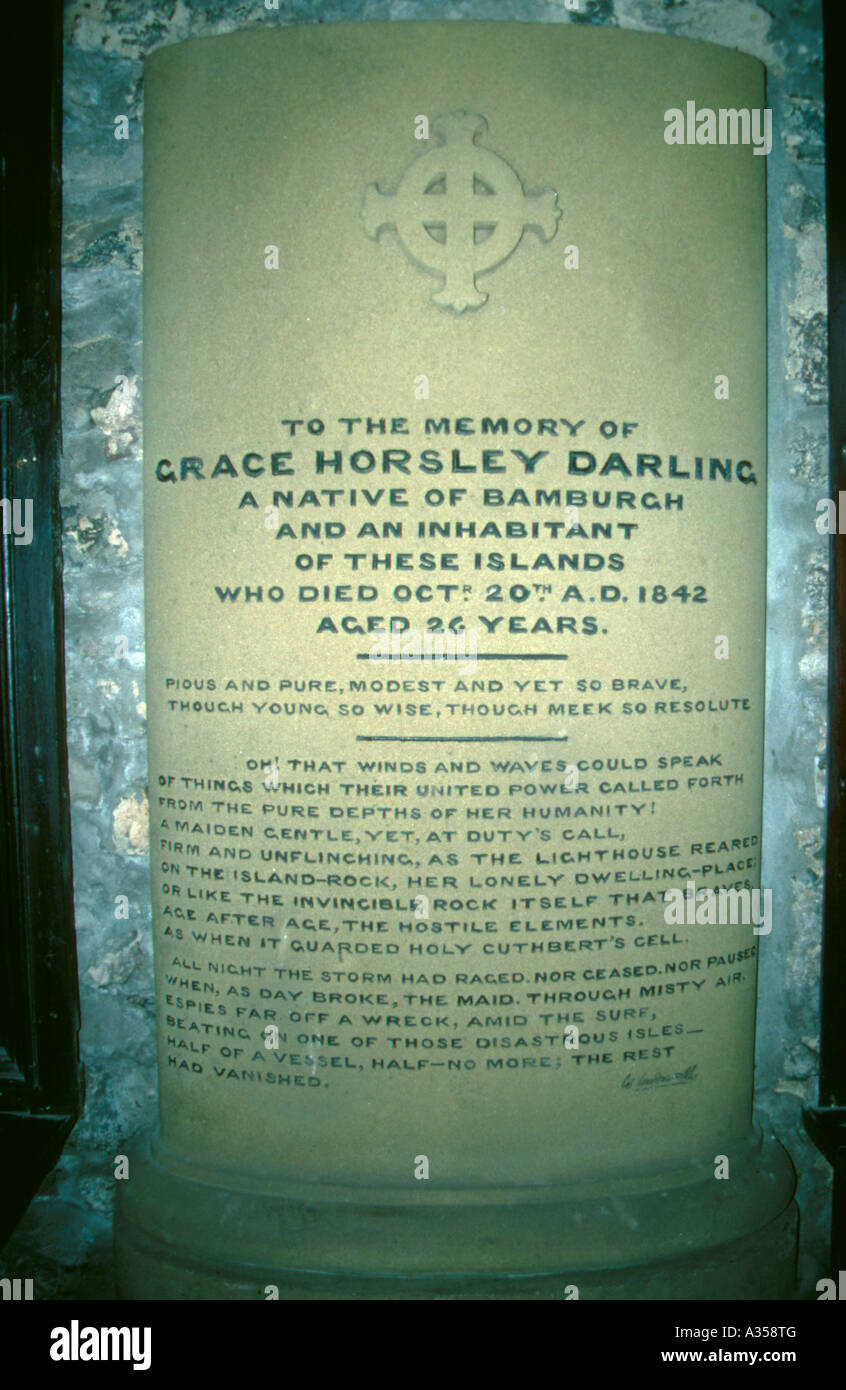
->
(115, 1129, 797, 1300)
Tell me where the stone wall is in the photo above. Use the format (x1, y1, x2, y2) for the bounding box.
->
(0, 0, 829, 1298)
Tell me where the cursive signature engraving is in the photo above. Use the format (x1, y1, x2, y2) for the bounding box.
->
(621, 1063, 699, 1091)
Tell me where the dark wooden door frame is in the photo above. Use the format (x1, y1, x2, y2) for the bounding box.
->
(0, 0, 84, 1249)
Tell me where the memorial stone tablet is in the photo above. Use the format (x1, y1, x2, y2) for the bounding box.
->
(115, 20, 797, 1299)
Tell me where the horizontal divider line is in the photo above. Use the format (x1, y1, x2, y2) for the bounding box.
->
(355, 653, 568, 660)
(355, 735, 569, 742)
